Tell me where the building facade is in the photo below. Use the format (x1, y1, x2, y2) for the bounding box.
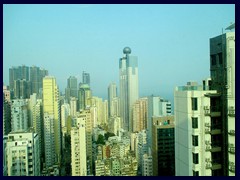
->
(152, 116, 175, 176)
(175, 81, 220, 176)
(174, 31, 235, 176)
(65, 76, 78, 103)
(71, 122, 87, 176)
(43, 76, 61, 166)
(108, 82, 119, 117)
(11, 99, 28, 132)
(209, 31, 235, 176)
(132, 97, 148, 133)
(6, 131, 40, 176)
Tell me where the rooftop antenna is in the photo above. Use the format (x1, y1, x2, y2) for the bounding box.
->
(225, 22, 235, 31)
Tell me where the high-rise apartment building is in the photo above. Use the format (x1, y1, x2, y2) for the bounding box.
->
(78, 110, 93, 175)
(159, 99, 172, 116)
(13, 79, 31, 99)
(152, 116, 175, 176)
(3, 87, 11, 135)
(9, 65, 48, 98)
(102, 100, 108, 125)
(28, 93, 43, 157)
(43, 76, 61, 166)
(9, 65, 31, 99)
(9, 66, 21, 91)
(3, 85, 11, 103)
(175, 81, 219, 176)
(70, 97, 77, 117)
(119, 47, 139, 132)
(132, 97, 148, 132)
(142, 151, 153, 176)
(71, 118, 87, 176)
(147, 95, 172, 149)
(61, 103, 70, 128)
(174, 30, 235, 176)
(5, 131, 40, 176)
(109, 116, 121, 136)
(9, 65, 29, 91)
(30, 66, 48, 96)
(11, 99, 28, 132)
(3, 101, 11, 136)
(3, 85, 12, 136)
(137, 130, 147, 175)
(78, 84, 92, 110)
(91, 96, 108, 127)
(108, 82, 120, 117)
(60, 103, 70, 149)
(43, 113, 56, 168)
(210, 31, 235, 176)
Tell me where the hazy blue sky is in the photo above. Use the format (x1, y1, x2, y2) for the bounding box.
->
(3, 4, 235, 102)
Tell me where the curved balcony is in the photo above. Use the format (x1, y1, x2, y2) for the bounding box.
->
(228, 130, 235, 136)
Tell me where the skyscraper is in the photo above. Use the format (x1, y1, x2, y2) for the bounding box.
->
(119, 47, 139, 132)
(82, 71, 90, 86)
(65, 76, 78, 103)
(43, 76, 61, 166)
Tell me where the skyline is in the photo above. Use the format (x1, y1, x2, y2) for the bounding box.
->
(3, 4, 235, 102)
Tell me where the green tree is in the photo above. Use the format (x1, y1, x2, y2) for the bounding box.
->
(104, 132, 115, 141)
(96, 134, 105, 145)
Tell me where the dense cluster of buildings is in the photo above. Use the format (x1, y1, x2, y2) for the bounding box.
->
(3, 30, 235, 176)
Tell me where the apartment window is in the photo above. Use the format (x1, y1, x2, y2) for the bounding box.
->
(192, 117, 198, 129)
(193, 170, 199, 176)
(191, 98, 198, 111)
(211, 55, 216, 66)
(193, 153, 199, 164)
(192, 135, 198, 146)
(218, 53, 222, 65)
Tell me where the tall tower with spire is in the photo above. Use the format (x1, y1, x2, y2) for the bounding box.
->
(119, 47, 139, 132)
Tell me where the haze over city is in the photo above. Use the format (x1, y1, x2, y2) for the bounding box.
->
(3, 4, 234, 101)
(3, 4, 235, 176)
